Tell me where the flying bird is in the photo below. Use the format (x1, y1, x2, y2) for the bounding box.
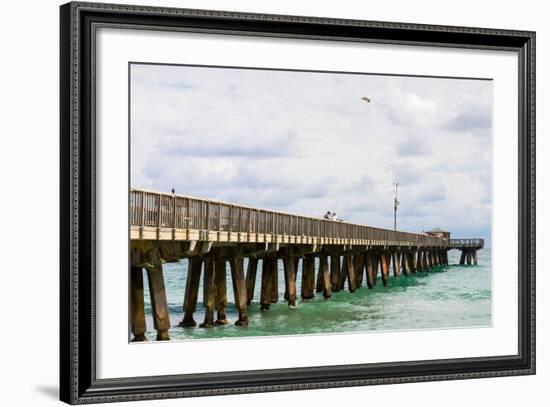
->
(361, 96, 371, 103)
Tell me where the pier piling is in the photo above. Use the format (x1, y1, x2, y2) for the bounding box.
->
(146, 264, 170, 340)
(283, 256, 298, 307)
(330, 256, 341, 292)
(319, 255, 331, 299)
(380, 252, 390, 286)
(200, 259, 217, 328)
(229, 257, 249, 325)
(344, 254, 358, 292)
(130, 267, 146, 341)
(260, 258, 273, 311)
(365, 253, 376, 288)
(402, 251, 411, 275)
(302, 255, 316, 300)
(180, 257, 202, 327)
(315, 261, 324, 293)
(246, 257, 258, 305)
(214, 259, 229, 325)
(271, 258, 279, 303)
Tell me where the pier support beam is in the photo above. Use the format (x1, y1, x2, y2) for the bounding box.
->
(372, 253, 379, 284)
(180, 257, 202, 328)
(215, 259, 228, 325)
(330, 256, 341, 292)
(260, 258, 274, 311)
(459, 250, 466, 265)
(365, 253, 376, 288)
(246, 257, 258, 305)
(402, 251, 411, 275)
(426, 250, 432, 269)
(338, 256, 348, 291)
(422, 250, 429, 270)
(315, 257, 324, 293)
(130, 267, 146, 342)
(285, 257, 299, 301)
(319, 255, 332, 299)
(380, 252, 390, 286)
(271, 258, 279, 303)
(200, 259, 217, 328)
(411, 250, 418, 273)
(343, 254, 358, 292)
(392, 251, 401, 277)
(283, 256, 297, 308)
(354, 253, 364, 287)
(473, 250, 478, 265)
(146, 264, 170, 340)
(229, 257, 249, 325)
(302, 255, 316, 300)
(422, 250, 428, 272)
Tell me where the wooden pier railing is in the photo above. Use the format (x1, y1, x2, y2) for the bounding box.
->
(130, 188, 447, 247)
(448, 238, 484, 249)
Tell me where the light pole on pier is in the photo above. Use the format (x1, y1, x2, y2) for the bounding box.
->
(393, 182, 399, 231)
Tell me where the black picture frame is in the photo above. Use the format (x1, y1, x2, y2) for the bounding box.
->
(60, 2, 536, 404)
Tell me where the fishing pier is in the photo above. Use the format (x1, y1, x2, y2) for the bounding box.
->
(129, 188, 484, 341)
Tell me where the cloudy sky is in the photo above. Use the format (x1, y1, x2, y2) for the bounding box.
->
(130, 63, 492, 242)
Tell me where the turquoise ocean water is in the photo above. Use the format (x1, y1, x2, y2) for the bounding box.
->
(138, 249, 491, 341)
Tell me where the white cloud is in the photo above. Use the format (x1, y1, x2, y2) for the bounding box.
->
(130, 64, 493, 242)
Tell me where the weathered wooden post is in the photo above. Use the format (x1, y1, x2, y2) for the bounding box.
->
(146, 264, 170, 340)
(459, 250, 466, 265)
(246, 257, 258, 305)
(130, 267, 146, 341)
(315, 257, 324, 293)
(343, 254, 358, 292)
(422, 250, 429, 270)
(473, 250, 478, 265)
(179, 257, 202, 328)
(229, 256, 249, 325)
(330, 255, 341, 292)
(319, 254, 332, 299)
(283, 256, 298, 308)
(260, 257, 273, 311)
(417, 250, 424, 272)
(286, 257, 300, 301)
(402, 251, 411, 275)
(338, 254, 348, 290)
(380, 251, 390, 286)
(466, 249, 472, 265)
(365, 252, 378, 288)
(371, 253, 379, 284)
(392, 250, 401, 277)
(215, 258, 228, 325)
(301, 255, 316, 300)
(425, 250, 432, 269)
(354, 253, 364, 287)
(200, 258, 217, 328)
(271, 258, 279, 303)
(410, 250, 417, 273)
